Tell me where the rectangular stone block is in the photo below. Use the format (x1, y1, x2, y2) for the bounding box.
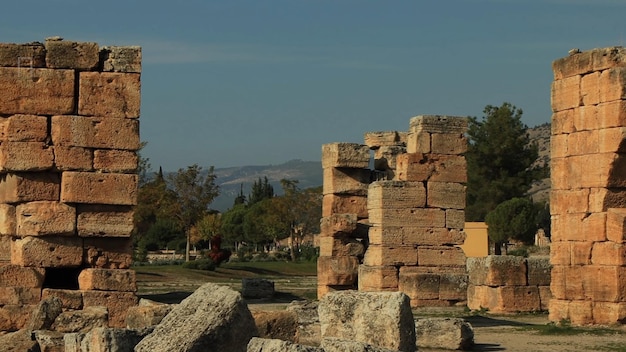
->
(438, 271, 469, 301)
(0, 114, 48, 142)
(320, 213, 358, 237)
(101, 46, 142, 73)
(83, 237, 133, 269)
(0, 286, 41, 305)
(552, 50, 593, 80)
(11, 236, 83, 267)
(582, 265, 626, 302)
(317, 256, 359, 286)
(61, 172, 138, 205)
(53, 146, 93, 171)
(78, 72, 141, 118)
(364, 131, 404, 149)
(0, 265, 45, 287)
(77, 205, 134, 237)
(0, 142, 54, 172)
(0, 204, 16, 236)
(550, 189, 589, 215)
(549, 157, 569, 190)
(550, 133, 568, 159)
(358, 265, 398, 291)
(591, 241, 626, 266)
(588, 188, 626, 213)
(396, 153, 467, 183)
(319, 236, 365, 257)
(409, 115, 468, 134)
(570, 241, 592, 265)
(548, 298, 570, 323)
(368, 225, 465, 246)
(550, 212, 606, 242)
(551, 75, 581, 112)
(0, 304, 33, 331)
(607, 208, 626, 243)
(0, 42, 46, 67)
(322, 194, 367, 219)
(599, 67, 626, 103)
(406, 131, 430, 154)
(373, 145, 406, 171)
(367, 181, 426, 210)
(552, 109, 575, 135)
(362, 244, 418, 266)
(51, 115, 140, 151)
(82, 290, 138, 328)
(45, 40, 99, 70)
(467, 284, 495, 311)
(527, 256, 551, 286)
(539, 285, 551, 311)
(398, 267, 440, 300)
(16, 201, 76, 237)
(496, 286, 541, 313)
(369, 207, 446, 227)
(431, 133, 467, 155)
(0, 67, 74, 115)
(417, 246, 466, 267)
(445, 209, 464, 229)
(549, 241, 571, 265)
(93, 149, 138, 173)
(323, 167, 371, 195)
(593, 301, 626, 325)
(0, 235, 10, 262)
(597, 100, 626, 130)
(567, 130, 598, 156)
(0, 172, 60, 203)
(466, 256, 527, 286)
(321, 143, 370, 169)
(427, 182, 466, 209)
(42, 288, 84, 310)
(78, 268, 137, 292)
(580, 71, 600, 105)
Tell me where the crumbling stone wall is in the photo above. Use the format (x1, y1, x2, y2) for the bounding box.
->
(319, 115, 469, 307)
(0, 38, 141, 330)
(550, 47, 626, 325)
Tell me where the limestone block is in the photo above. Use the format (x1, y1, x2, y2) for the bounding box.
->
(321, 337, 398, 352)
(135, 283, 256, 352)
(373, 145, 406, 170)
(591, 46, 626, 71)
(548, 298, 570, 323)
(52, 306, 109, 333)
(77, 204, 134, 237)
(431, 133, 467, 155)
(368, 225, 465, 246)
(247, 338, 323, 352)
(398, 267, 440, 300)
(396, 153, 467, 183)
(550, 265, 585, 300)
(53, 146, 93, 171)
(83, 237, 133, 269)
(446, 209, 465, 229)
(61, 172, 138, 205)
(418, 246, 466, 267)
(550, 212, 606, 242)
(317, 284, 355, 300)
(600, 67, 626, 103)
(93, 149, 138, 173)
(78, 72, 141, 118)
(45, 40, 99, 70)
(607, 208, 626, 243)
(319, 236, 365, 257)
(322, 167, 371, 195)
(570, 241, 593, 265)
(597, 100, 626, 129)
(406, 131, 430, 154)
(589, 188, 626, 213)
(0, 172, 60, 203)
(585, 265, 626, 302)
(567, 130, 598, 156)
(317, 256, 359, 286)
(415, 318, 474, 351)
(0, 142, 54, 172)
(321, 143, 370, 169)
(409, 115, 468, 134)
(496, 286, 541, 313)
(42, 288, 84, 310)
(574, 104, 599, 131)
(16, 201, 76, 237)
(0, 304, 33, 331)
(551, 75, 581, 112)
(427, 182, 466, 209)
(322, 194, 367, 219)
(125, 300, 172, 329)
(358, 265, 398, 291)
(552, 109, 575, 135)
(33, 330, 65, 352)
(438, 270, 469, 301)
(0, 265, 45, 287)
(0, 67, 74, 115)
(369, 207, 446, 227)
(362, 244, 418, 266)
(527, 256, 551, 286)
(0, 114, 48, 142)
(568, 300, 594, 325)
(0, 286, 41, 304)
(549, 157, 569, 190)
(367, 181, 426, 210)
(0, 235, 10, 262)
(364, 131, 405, 149)
(550, 133, 568, 159)
(592, 301, 626, 325)
(78, 268, 137, 292)
(552, 50, 593, 80)
(598, 127, 626, 154)
(101, 46, 142, 73)
(0, 204, 16, 236)
(75, 327, 149, 352)
(250, 310, 298, 342)
(550, 189, 589, 215)
(318, 290, 416, 352)
(580, 71, 601, 105)
(82, 290, 138, 328)
(0, 42, 46, 67)
(11, 236, 83, 267)
(539, 285, 552, 311)
(320, 213, 358, 237)
(466, 256, 527, 286)
(51, 115, 140, 150)
(576, 153, 626, 188)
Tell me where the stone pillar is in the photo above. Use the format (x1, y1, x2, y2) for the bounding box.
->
(0, 38, 141, 330)
(550, 47, 626, 325)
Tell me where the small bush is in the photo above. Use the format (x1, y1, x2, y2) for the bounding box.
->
(182, 258, 216, 271)
(508, 248, 529, 257)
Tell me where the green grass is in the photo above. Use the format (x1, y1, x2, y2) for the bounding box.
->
(516, 321, 625, 336)
(597, 342, 626, 351)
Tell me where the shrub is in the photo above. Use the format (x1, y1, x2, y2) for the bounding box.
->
(182, 258, 216, 271)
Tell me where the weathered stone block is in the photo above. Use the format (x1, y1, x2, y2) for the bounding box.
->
(242, 278, 274, 299)
(0, 172, 60, 203)
(93, 149, 138, 173)
(358, 265, 398, 291)
(585, 265, 626, 302)
(418, 246, 466, 267)
(0, 67, 74, 115)
(0, 204, 16, 236)
(364, 131, 405, 148)
(427, 182, 466, 209)
(51, 115, 140, 150)
(597, 100, 626, 129)
(77, 204, 134, 237)
(367, 181, 426, 210)
(570, 241, 593, 265)
(16, 201, 76, 237)
(373, 145, 406, 171)
(0, 142, 54, 172)
(406, 131, 431, 154)
(0, 114, 48, 142)
(550, 189, 589, 215)
(45, 40, 99, 70)
(593, 301, 626, 325)
(588, 188, 626, 213)
(82, 290, 138, 328)
(431, 133, 467, 155)
(100, 46, 142, 73)
(317, 256, 359, 286)
(0, 42, 46, 67)
(567, 130, 598, 156)
(78, 268, 137, 292)
(53, 146, 93, 171)
(539, 285, 552, 311)
(0, 304, 33, 331)
(552, 50, 593, 80)
(125, 300, 172, 329)
(11, 236, 83, 267)
(42, 288, 83, 310)
(396, 153, 467, 183)
(320, 213, 358, 237)
(0, 265, 45, 287)
(398, 267, 440, 300)
(438, 272, 469, 301)
(368, 225, 465, 246)
(321, 143, 370, 169)
(78, 72, 141, 118)
(446, 209, 465, 229)
(600, 67, 626, 103)
(362, 244, 418, 266)
(323, 167, 371, 195)
(581, 70, 600, 105)
(551, 75, 581, 112)
(550, 212, 606, 242)
(322, 194, 367, 219)
(61, 171, 138, 205)
(466, 256, 527, 286)
(496, 286, 541, 313)
(409, 115, 468, 134)
(591, 241, 626, 266)
(568, 300, 594, 325)
(550, 133, 568, 159)
(527, 256, 551, 286)
(319, 236, 365, 257)
(552, 109, 575, 135)
(83, 237, 133, 269)
(550, 241, 570, 265)
(415, 317, 474, 351)
(0, 286, 41, 304)
(607, 208, 626, 243)
(548, 298, 570, 323)
(369, 207, 446, 227)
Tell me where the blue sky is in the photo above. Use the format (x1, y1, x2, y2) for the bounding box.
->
(2, 0, 625, 170)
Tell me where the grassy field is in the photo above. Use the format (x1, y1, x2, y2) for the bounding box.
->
(135, 260, 317, 304)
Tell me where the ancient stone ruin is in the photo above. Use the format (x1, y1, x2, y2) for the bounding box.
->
(0, 38, 141, 331)
(550, 47, 626, 325)
(319, 115, 469, 307)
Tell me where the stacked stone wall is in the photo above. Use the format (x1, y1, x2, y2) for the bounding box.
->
(0, 38, 141, 330)
(550, 47, 626, 325)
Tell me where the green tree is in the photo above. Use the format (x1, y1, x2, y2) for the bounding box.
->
(243, 198, 287, 249)
(138, 218, 183, 251)
(195, 212, 222, 243)
(168, 164, 220, 261)
(248, 176, 274, 205)
(485, 197, 539, 254)
(466, 102, 543, 221)
(220, 203, 248, 249)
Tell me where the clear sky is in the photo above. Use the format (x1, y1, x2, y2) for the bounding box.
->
(2, 0, 625, 171)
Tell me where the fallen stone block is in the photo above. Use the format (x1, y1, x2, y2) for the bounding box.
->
(26, 296, 63, 331)
(125, 299, 172, 329)
(0, 329, 40, 352)
(42, 289, 84, 310)
(251, 309, 298, 342)
(286, 300, 320, 346)
(79, 327, 149, 352)
(317, 256, 359, 286)
(241, 278, 274, 299)
(247, 337, 323, 352)
(415, 317, 474, 350)
(321, 337, 401, 352)
(52, 306, 109, 333)
(34, 330, 65, 352)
